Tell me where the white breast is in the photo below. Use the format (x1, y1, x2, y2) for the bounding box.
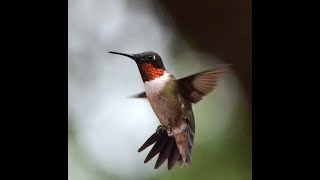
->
(143, 71, 174, 126)
(144, 71, 171, 95)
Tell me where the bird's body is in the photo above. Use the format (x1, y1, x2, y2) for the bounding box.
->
(109, 51, 228, 170)
(144, 72, 179, 127)
(144, 71, 195, 165)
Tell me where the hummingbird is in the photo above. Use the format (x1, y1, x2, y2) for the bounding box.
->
(109, 51, 229, 170)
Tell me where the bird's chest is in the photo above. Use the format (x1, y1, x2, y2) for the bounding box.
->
(144, 76, 182, 125)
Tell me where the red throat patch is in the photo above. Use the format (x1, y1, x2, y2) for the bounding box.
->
(137, 63, 164, 82)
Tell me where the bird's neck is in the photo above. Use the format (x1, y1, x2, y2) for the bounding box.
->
(137, 63, 165, 82)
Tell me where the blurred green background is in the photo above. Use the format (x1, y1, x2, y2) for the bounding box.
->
(68, 0, 251, 180)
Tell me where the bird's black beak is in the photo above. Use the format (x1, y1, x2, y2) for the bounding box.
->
(109, 51, 136, 61)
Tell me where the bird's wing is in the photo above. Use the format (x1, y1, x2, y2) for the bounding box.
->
(178, 65, 230, 104)
(128, 92, 147, 98)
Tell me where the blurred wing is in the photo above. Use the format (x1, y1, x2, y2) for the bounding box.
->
(128, 92, 147, 98)
(178, 65, 229, 104)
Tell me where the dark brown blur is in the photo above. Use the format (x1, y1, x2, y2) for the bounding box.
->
(152, 0, 252, 105)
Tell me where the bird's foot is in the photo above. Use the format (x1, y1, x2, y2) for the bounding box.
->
(155, 124, 172, 135)
(156, 125, 165, 135)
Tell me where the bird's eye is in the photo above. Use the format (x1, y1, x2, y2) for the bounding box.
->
(147, 55, 153, 60)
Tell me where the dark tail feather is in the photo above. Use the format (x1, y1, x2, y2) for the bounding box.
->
(155, 138, 174, 169)
(138, 133, 160, 152)
(144, 137, 168, 163)
(138, 130, 181, 170)
(168, 144, 181, 170)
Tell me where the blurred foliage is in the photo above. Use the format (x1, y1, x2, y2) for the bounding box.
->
(153, 0, 252, 104)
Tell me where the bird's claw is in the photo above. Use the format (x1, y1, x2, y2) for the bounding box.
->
(155, 124, 172, 135)
(156, 125, 164, 135)
(167, 125, 172, 135)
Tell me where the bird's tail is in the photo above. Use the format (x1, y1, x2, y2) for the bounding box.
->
(138, 123, 195, 170)
(174, 123, 195, 166)
(138, 129, 181, 170)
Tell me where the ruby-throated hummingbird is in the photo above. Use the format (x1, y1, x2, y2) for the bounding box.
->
(109, 51, 228, 170)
